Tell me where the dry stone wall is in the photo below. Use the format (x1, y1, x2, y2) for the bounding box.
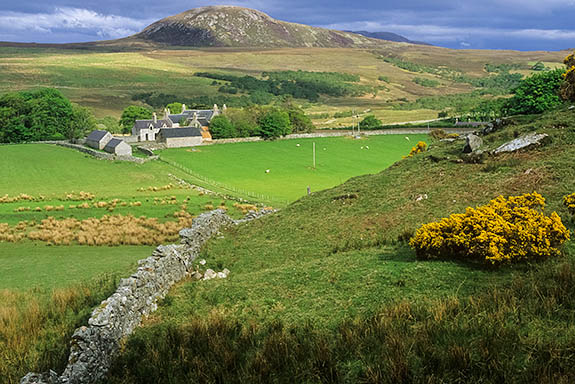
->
(21, 209, 274, 384)
(56, 143, 159, 164)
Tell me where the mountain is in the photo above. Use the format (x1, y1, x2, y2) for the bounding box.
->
(348, 31, 432, 46)
(132, 6, 386, 48)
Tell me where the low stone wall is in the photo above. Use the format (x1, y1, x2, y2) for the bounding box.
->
(21, 209, 274, 384)
(56, 143, 158, 164)
(205, 127, 477, 145)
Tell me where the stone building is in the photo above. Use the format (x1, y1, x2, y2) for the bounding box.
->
(132, 113, 172, 142)
(86, 130, 113, 150)
(131, 104, 221, 146)
(104, 138, 133, 156)
(157, 127, 203, 148)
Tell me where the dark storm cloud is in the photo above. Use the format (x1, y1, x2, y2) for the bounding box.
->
(0, 0, 574, 50)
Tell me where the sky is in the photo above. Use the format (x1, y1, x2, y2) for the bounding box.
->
(0, 0, 574, 51)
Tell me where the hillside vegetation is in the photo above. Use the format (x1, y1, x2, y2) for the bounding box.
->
(0, 45, 564, 123)
(107, 107, 575, 382)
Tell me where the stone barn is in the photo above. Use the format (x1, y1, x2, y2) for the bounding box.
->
(157, 128, 203, 148)
(86, 130, 112, 150)
(104, 138, 133, 156)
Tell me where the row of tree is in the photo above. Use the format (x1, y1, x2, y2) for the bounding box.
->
(209, 102, 314, 140)
(0, 88, 95, 143)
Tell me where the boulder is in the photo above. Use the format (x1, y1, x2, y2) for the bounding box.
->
(493, 132, 550, 154)
(463, 134, 483, 153)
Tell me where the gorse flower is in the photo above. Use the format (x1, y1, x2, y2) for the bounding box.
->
(410, 193, 570, 265)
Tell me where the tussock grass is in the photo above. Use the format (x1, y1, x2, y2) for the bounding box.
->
(0, 276, 119, 384)
(108, 253, 575, 383)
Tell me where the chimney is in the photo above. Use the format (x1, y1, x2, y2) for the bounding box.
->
(181, 104, 187, 113)
(153, 112, 157, 124)
(163, 108, 169, 120)
(222, 104, 227, 112)
(213, 104, 219, 115)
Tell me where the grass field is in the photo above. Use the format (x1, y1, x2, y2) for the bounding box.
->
(105, 107, 575, 383)
(160, 134, 428, 202)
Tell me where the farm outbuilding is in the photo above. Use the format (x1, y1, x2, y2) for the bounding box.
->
(86, 130, 113, 150)
(103, 138, 133, 156)
(157, 128, 203, 148)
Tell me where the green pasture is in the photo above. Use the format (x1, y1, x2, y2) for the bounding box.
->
(159, 134, 428, 202)
(0, 144, 243, 292)
(0, 243, 154, 290)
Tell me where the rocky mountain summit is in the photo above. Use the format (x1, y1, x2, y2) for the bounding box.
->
(133, 6, 386, 48)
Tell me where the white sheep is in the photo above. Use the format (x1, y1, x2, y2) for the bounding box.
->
(265, 169, 270, 173)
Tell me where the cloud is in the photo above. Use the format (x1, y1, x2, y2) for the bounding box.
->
(0, 7, 151, 41)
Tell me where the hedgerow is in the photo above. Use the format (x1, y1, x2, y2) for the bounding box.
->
(410, 193, 570, 265)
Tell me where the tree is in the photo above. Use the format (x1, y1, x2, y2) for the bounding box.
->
(227, 108, 259, 137)
(209, 115, 236, 139)
(506, 69, 565, 115)
(67, 104, 96, 142)
(288, 108, 314, 133)
(560, 52, 575, 101)
(120, 106, 153, 134)
(360, 115, 382, 130)
(166, 102, 183, 114)
(97, 116, 121, 134)
(257, 108, 292, 139)
(24, 88, 75, 140)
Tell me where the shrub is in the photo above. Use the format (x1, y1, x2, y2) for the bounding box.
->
(410, 193, 570, 265)
(560, 52, 575, 101)
(506, 69, 565, 115)
(359, 115, 382, 130)
(563, 192, 575, 215)
(406, 141, 427, 157)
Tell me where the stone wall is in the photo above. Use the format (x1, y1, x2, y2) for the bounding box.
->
(56, 143, 158, 164)
(205, 127, 477, 145)
(21, 209, 274, 384)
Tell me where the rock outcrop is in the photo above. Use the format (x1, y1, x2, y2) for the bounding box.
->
(493, 132, 550, 154)
(463, 134, 483, 153)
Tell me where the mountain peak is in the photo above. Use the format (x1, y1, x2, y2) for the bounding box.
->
(134, 6, 387, 48)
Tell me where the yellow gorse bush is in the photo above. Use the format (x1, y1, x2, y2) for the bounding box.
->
(410, 193, 570, 265)
(405, 141, 428, 158)
(561, 51, 575, 101)
(563, 193, 575, 215)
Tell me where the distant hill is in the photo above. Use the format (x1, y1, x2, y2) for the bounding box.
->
(131, 6, 386, 48)
(348, 31, 431, 46)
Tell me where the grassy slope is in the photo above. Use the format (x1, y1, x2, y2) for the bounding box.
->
(0, 46, 565, 119)
(107, 108, 575, 382)
(160, 134, 428, 202)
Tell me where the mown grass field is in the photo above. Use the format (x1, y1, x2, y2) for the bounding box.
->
(160, 134, 428, 202)
(0, 46, 565, 122)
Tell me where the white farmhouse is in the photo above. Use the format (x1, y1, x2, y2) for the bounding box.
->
(132, 113, 172, 142)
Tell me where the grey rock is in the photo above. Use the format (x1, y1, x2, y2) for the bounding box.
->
(463, 134, 483, 153)
(494, 132, 550, 154)
(203, 269, 217, 280)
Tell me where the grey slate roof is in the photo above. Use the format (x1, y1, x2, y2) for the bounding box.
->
(133, 119, 171, 132)
(86, 130, 110, 142)
(168, 114, 187, 124)
(159, 128, 202, 138)
(104, 138, 124, 150)
(182, 110, 215, 121)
